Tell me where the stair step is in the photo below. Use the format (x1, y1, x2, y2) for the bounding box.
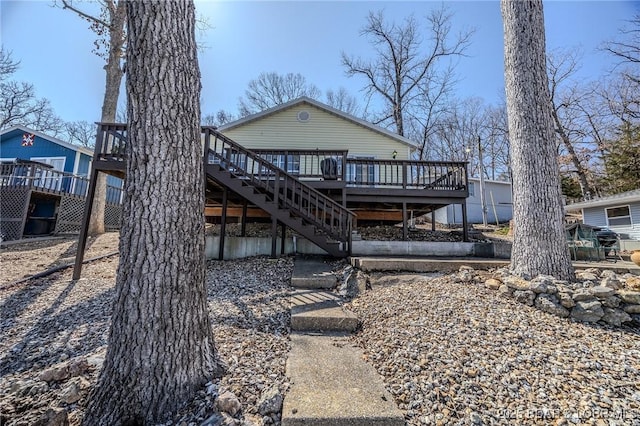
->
(291, 259, 337, 289)
(282, 333, 404, 426)
(290, 290, 359, 332)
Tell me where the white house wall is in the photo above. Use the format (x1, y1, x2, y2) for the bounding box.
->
(221, 103, 412, 160)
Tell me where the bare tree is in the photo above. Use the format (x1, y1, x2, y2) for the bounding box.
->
(238, 72, 321, 116)
(0, 48, 19, 80)
(202, 109, 236, 127)
(325, 87, 360, 115)
(0, 48, 62, 134)
(547, 49, 597, 197)
(341, 8, 472, 137)
(501, 0, 574, 281)
(604, 14, 640, 84)
(82, 1, 224, 423)
(64, 120, 97, 148)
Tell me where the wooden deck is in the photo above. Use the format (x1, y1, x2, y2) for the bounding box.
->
(91, 123, 469, 222)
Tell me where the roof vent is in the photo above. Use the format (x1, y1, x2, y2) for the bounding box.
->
(297, 110, 310, 122)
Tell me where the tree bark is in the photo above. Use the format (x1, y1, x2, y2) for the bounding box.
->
(501, 0, 574, 281)
(82, 2, 224, 424)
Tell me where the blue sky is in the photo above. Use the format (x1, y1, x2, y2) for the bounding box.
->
(1, 1, 638, 124)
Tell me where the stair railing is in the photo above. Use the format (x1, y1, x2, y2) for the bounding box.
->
(203, 127, 354, 248)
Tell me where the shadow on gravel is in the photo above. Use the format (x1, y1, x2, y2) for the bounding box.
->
(0, 283, 114, 377)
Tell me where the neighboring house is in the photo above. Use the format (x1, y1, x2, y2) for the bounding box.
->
(0, 125, 123, 240)
(565, 189, 640, 249)
(432, 178, 513, 225)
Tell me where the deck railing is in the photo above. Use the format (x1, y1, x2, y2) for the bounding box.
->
(252, 149, 348, 181)
(95, 123, 128, 162)
(0, 163, 124, 203)
(344, 158, 468, 190)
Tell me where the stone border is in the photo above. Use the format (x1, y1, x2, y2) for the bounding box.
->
(478, 268, 640, 327)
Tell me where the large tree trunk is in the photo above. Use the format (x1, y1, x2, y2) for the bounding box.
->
(82, 2, 224, 424)
(501, 0, 574, 281)
(88, 1, 127, 236)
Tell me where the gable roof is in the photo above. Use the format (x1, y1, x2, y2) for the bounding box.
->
(565, 189, 640, 211)
(0, 125, 94, 157)
(218, 97, 418, 149)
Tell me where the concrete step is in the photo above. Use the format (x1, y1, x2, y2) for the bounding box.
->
(282, 333, 405, 426)
(291, 258, 337, 289)
(351, 256, 510, 272)
(290, 289, 359, 332)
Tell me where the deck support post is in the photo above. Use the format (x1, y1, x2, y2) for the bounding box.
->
(218, 188, 228, 260)
(431, 209, 436, 231)
(270, 217, 278, 258)
(402, 202, 408, 241)
(240, 199, 248, 237)
(280, 222, 286, 255)
(72, 169, 100, 280)
(341, 187, 347, 208)
(462, 200, 469, 242)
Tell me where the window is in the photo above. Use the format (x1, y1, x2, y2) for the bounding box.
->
(262, 154, 300, 174)
(346, 156, 376, 185)
(606, 205, 632, 227)
(468, 182, 475, 197)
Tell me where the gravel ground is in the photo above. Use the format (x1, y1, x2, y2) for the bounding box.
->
(346, 273, 640, 426)
(4, 231, 639, 426)
(0, 249, 292, 426)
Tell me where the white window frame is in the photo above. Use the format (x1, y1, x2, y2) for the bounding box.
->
(30, 156, 66, 191)
(605, 205, 632, 227)
(468, 182, 475, 197)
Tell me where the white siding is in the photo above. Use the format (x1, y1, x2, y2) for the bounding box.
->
(221, 103, 412, 160)
(436, 180, 513, 225)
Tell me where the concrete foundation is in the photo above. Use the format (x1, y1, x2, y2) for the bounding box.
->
(205, 235, 512, 260)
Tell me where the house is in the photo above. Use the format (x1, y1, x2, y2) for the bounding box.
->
(215, 97, 468, 224)
(565, 189, 640, 250)
(431, 178, 513, 225)
(74, 98, 470, 274)
(0, 125, 123, 241)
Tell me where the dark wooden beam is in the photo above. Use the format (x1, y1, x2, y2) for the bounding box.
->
(72, 168, 99, 280)
(218, 187, 228, 260)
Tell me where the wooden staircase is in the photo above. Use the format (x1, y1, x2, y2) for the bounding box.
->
(203, 128, 354, 257)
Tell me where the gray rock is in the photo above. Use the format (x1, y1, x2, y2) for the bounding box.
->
(513, 290, 536, 306)
(600, 269, 617, 278)
(617, 290, 640, 305)
(39, 364, 70, 382)
(572, 288, 596, 302)
(60, 382, 81, 404)
(571, 301, 604, 323)
(216, 390, 241, 416)
(623, 304, 640, 314)
(600, 276, 622, 290)
(576, 271, 599, 281)
(529, 280, 549, 294)
(535, 294, 570, 318)
(601, 308, 632, 327)
(557, 292, 576, 309)
(497, 285, 513, 298)
(201, 413, 237, 426)
(38, 408, 69, 426)
(589, 286, 615, 299)
(257, 386, 283, 416)
(601, 295, 621, 308)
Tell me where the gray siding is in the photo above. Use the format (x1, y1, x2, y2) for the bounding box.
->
(583, 201, 640, 240)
